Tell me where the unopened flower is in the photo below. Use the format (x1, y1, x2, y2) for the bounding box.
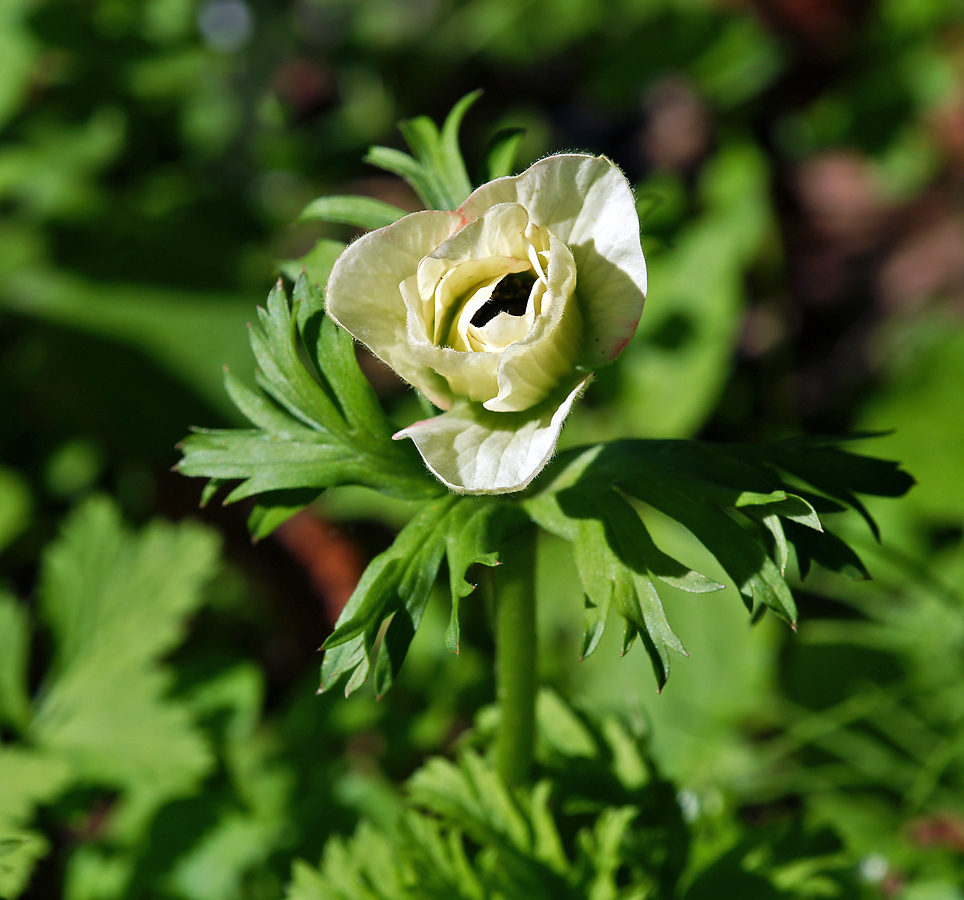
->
(325, 154, 647, 494)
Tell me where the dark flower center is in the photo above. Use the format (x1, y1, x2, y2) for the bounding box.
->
(470, 271, 536, 327)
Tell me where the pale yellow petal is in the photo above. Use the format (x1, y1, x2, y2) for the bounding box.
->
(459, 154, 646, 367)
(325, 209, 464, 408)
(394, 377, 590, 494)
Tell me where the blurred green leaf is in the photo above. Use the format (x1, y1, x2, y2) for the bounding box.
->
(277, 239, 346, 290)
(297, 195, 408, 229)
(859, 318, 964, 526)
(690, 16, 784, 108)
(0, 108, 125, 219)
(0, 0, 39, 130)
(0, 269, 257, 420)
(0, 496, 223, 897)
(479, 127, 526, 182)
(44, 439, 104, 499)
(164, 665, 293, 900)
(0, 752, 70, 899)
(903, 883, 964, 900)
(31, 497, 219, 841)
(614, 145, 773, 439)
(0, 593, 31, 733)
(0, 467, 31, 553)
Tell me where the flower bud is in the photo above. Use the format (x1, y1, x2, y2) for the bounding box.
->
(326, 154, 647, 494)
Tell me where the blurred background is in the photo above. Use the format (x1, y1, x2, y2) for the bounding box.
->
(1, 0, 964, 897)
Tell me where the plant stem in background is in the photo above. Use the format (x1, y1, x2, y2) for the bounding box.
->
(495, 523, 537, 787)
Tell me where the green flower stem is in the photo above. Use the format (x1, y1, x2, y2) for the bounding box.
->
(495, 523, 538, 787)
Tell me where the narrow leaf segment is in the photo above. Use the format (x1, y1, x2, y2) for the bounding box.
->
(297, 195, 408, 230)
(365, 90, 490, 211)
(286, 693, 688, 900)
(177, 275, 443, 537)
(527, 437, 913, 688)
(320, 496, 525, 697)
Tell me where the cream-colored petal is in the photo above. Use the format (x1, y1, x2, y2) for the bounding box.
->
(485, 233, 580, 412)
(433, 257, 521, 345)
(394, 377, 590, 494)
(407, 331, 501, 404)
(429, 202, 532, 265)
(325, 209, 464, 408)
(459, 154, 646, 368)
(469, 307, 532, 351)
(399, 274, 432, 345)
(462, 272, 539, 351)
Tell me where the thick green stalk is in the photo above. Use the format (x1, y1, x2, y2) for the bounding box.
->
(495, 524, 537, 787)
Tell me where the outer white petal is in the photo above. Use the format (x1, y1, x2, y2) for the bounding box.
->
(325, 209, 465, 408)
(459, 154, 646, 368)
(393, 377, 590, 495)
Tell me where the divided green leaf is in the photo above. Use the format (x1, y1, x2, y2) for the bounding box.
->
(178, 275, 442, 537)
(527, 437, 913, 687)
(321, 496, 522, 698)
(365, 90, 481, 211)
(527, 487, 721, 689)
(284, 692, 691, 900)
(0, 497, 222, 897)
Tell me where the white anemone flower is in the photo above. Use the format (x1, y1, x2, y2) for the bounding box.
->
(325, 154, 647, 494)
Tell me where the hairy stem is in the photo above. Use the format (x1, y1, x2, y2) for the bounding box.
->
(495, 524, 537, 787)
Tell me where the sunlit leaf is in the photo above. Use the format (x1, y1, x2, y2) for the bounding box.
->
(178, 276, 442, 533)
(366, 90, 480, 211)
(297, 195, 408, 229)
(321, 495, 517, 697)
(526, 435, 912, 683)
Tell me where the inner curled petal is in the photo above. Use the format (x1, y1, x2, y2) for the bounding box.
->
(484, 232, 580, 413)
(433, 257, 525, 348)
(402, 201, 568, 409)
(411, 203, 550, 343)
(439, 219, 551, 354)
(463, 271, 541, 353)
(471, 271, 536, 326)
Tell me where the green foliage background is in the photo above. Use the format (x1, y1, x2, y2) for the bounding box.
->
(1, 0, 963, 897)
